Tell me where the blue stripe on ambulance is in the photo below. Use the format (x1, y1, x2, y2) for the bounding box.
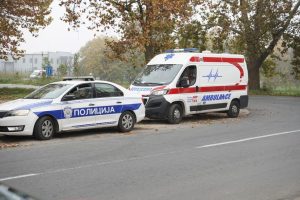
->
(33, 103, 141, 120)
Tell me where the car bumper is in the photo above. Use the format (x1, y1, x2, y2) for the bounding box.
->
(0, 115, 37, 136)
(134, 104, 145, 123)
(145, 96, 171, 119)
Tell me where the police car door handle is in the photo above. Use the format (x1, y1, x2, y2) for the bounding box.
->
(89, 103, 95, 106)
(116, 101, 122, 104)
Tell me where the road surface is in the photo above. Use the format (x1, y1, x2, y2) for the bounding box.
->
(0, 96, 299, 200)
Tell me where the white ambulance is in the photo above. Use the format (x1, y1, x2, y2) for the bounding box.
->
(130, 48, 248, 124)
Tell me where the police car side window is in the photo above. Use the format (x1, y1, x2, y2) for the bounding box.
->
(64, 83, 93, 100)
(177, 65, 197, 87)
(95, 83, 123, 98)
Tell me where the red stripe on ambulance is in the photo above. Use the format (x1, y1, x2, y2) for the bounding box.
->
(168, 85, 247, 94)
(203, 57, 245, 78)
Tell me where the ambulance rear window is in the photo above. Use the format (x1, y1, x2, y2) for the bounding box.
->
(133, 64, 182, 86)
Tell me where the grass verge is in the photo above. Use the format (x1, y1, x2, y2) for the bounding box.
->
(250, 86, 300, 97)
(0, 88, 34, 101)
(0, 73, 60, 86)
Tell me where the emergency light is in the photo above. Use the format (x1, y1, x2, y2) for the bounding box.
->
(165, 48, 199, 53)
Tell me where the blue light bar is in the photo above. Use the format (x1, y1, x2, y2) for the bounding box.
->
(165, 48, 199, 53)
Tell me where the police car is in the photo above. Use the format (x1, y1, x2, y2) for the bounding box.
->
(0, 77, 145, 140)
(130, 48, 248, 124)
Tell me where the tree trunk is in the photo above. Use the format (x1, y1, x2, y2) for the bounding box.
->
(247, 58, 261, 90)
(145, 45, 155, 63)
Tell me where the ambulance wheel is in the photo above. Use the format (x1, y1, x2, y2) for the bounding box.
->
(227, 100, 240, 118)
(167, 104, 183, 124)
(33, 116, 55, 140)
(118, 111, 135, 132)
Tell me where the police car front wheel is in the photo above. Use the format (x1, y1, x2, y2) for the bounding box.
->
(118, 111, 135, 132)
(33, 116, 56, 140)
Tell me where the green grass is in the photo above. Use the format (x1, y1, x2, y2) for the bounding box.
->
(0, 73, 60, 86)
(250, 86, 300, 97)
(0, 88, 35, 101)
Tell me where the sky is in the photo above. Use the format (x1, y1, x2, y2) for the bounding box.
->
(20, 1, 117, 54)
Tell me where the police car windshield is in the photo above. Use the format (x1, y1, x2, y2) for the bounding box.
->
(133, 64, 182, 86)
(24, 84, 72, 99)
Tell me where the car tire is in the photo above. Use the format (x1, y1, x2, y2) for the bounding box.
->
(33, 116, 55, 140)
(167, 104, 183, 124)
(227, 100, 240, 118)
(118, 111, 135, 132)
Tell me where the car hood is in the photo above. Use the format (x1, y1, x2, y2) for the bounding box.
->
(0, 99, 53, 111)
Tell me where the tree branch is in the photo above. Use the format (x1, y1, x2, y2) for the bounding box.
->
(202, 23, 242, 35)
(259, 0, 300, 63)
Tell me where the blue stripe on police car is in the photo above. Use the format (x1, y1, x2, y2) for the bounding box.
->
(33, 103, 141, 120)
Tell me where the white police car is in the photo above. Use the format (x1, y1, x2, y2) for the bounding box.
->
(0, 77, 145, 140)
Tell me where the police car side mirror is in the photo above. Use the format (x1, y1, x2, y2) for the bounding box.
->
(62, 94, 76, 101)
(179, 78, 189, 88)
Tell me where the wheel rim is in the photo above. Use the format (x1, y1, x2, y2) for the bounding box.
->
(41, 120, 53, 138)
(122, 114, 133, 129)
(174, 108, 181, 119)
(232, 105, 238, 114)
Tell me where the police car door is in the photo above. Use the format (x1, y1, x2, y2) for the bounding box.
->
(93, 83, 124, 126)
(60, 83, 94, 130)
(177, 65, 199, 114)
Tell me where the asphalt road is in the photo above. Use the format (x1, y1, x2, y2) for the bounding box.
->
(0, 96, 300, 200)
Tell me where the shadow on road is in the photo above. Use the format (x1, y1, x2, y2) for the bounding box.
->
(0, 110, 249, 149)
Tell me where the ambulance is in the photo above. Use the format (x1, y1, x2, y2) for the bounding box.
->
(130, 48, 248, 124)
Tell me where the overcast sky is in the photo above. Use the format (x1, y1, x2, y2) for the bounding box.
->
(20, 0, 117, 54)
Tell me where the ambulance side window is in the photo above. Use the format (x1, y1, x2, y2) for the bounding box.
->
(95, 83, 123, 98)
(63, 83, 93, 101)
(177, 65, 197, 87)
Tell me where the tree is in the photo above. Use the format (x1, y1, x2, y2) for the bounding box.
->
(0, 0, 53, 60)
(176, 20, 208, 52)
(291, 38, 300, 80)
(72, 53, 80, 76)
(42, 57, 50, 69)
(196, 0, 300, 89)
(79, 37, 109, 78)
(59, 0, 192, 62)
(79, 37, 141, 83)
(58, 63, 68, 76)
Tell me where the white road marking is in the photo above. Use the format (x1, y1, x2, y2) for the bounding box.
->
(1, 129, 300, 182)
(0, 173, 40, 181)
(196, 129, 300, 149)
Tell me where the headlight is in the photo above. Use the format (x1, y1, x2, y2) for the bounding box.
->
(4, 110, 30, 117)
(151, 89, 169, 96)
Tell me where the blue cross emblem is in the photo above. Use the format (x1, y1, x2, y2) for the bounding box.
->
(164, 53, 175, 61)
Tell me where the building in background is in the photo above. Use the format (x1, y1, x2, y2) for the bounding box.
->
(0, 52, 74, 74)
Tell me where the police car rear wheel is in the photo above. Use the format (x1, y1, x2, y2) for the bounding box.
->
(33, 116, 55, 140)
(118, 111, 135, 132)
(168, 104, 183, 124)
(227, 100, 240, 118)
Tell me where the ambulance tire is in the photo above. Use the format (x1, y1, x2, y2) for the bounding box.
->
(167, 104, 183, 124)
(227, 100, 240, 118)
(33, 116, 55, 140)
(118, 111, 135, 132)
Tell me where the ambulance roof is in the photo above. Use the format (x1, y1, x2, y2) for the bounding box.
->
(147, 52, 245, 65)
